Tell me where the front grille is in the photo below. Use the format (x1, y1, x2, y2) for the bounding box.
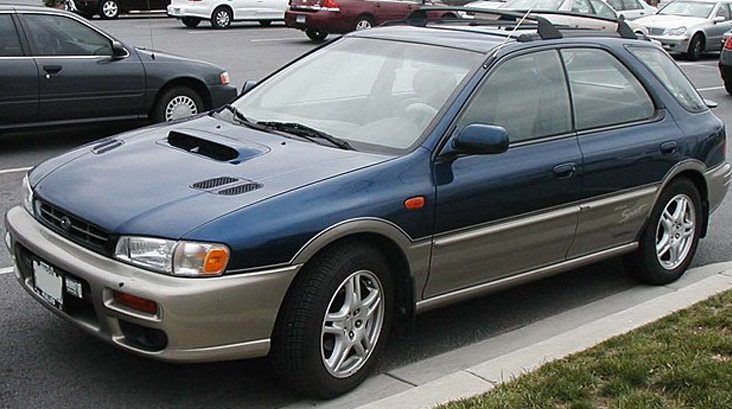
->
(37, 201, 110, 252)
(649, 27, 666, 36)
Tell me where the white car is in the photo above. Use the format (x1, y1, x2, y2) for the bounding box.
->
(167, 0, 288, 29)
(605, 0, 657, 19)
(498, 0, 619, 29)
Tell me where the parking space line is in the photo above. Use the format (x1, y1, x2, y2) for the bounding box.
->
(250, 37, 304, 42)
(0, 166, 32, 175)
(0, 267, 13, 276)
(678, 63, 718, 69)
(698, 86, 725, 92)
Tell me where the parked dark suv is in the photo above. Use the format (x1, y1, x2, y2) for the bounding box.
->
(0, 6, 236, 133)
(65, 0, 169, 20)
(5, 8, 730, 399)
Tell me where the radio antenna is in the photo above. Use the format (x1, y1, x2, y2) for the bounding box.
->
(147, 0, 155, 58)
(496, 1, 539, 51)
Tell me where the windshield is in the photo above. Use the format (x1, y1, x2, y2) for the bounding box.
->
(659, 1, 715, 17)
(231, 38, 481, 153)
(502, 0, 564, 10)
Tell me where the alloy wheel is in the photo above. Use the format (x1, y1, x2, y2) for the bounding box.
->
(102, 0, 118, 18)
(655, 193, 695, 270)
(215, 10, 230, 28)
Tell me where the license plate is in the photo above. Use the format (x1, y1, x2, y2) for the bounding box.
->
(174, 8, 180, 14)
(33, 260, 64, 309)
(296, 14, 306, 24)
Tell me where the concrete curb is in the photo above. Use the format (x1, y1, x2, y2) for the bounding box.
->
(356, 267, 732, 409)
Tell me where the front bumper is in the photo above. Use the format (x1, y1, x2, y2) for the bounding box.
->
(209, 83, 238, 109)
(4, 206, 299, 363)
(705, 161, 732, 214)
(648, 35, 690, 54)
(167, 4, 212, 19)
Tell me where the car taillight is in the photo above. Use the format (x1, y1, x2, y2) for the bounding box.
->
(725, 37, 732, 50)
(322, 0, 338, 8)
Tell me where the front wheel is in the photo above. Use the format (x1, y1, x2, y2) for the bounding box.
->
(305, 28, 328, 42)
(98, 0, 119, 19)
(182, 17, 201, 28)
(685, 34, 704, 61)
(624, 178, 702, 285)
(271, 241, 393, 398)
(152, 86, 204, 123)
(211, 6, 232, 29)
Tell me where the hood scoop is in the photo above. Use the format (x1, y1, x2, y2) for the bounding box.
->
(191, 177, 263, 196)
(168, 130, 239, 161)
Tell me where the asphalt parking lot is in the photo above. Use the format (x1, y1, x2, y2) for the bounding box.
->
(2, 12, 732, 409)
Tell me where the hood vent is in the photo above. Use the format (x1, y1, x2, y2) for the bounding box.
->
(191, 177, 263, 196)
(92, 139, 124, 154)
(168, 130, 238, 161)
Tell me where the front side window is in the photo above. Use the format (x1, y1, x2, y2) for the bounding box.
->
(23, 14, 112, 56)
(562, 48, 655, 130)
(457, 50, 572, 143)
(659, 1, 715, 17)
(628, 46, 707, 112)
(606, 0, 624, 10)
(716, 3, 731, 19)
(233, 38, 481, 152)
(622, 0, 642, 9)
(0, 14, 23, 57)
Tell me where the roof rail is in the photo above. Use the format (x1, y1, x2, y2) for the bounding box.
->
(395, 7, 637, 41)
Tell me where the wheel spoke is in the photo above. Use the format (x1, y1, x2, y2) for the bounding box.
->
(661, 210, 674, 230)
(657, 236, 671, 258)
(352, 275, 363, 310)
(353, 339, 366, 357)
(332, 342, 352, 373)
(323, 321, 345, 335)
(365, 295, 382, 319)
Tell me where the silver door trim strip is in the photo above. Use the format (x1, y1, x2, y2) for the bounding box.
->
(416, 242, 638, 313)
(578, 185, 658, 211)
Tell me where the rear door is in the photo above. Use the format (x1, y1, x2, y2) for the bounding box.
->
(427, 49, 582, 298)
(0, 12, 39, 127)
(19, 12, 145, 122)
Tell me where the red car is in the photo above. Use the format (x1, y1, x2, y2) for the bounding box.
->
(285, 0, 454, 41)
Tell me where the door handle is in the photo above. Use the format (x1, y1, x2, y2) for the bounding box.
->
(553, 162, 577, 179)
(660, 141, 678, 154)
(43, 65, 63, 74)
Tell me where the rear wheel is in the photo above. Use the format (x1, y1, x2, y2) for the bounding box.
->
(271, 241, 393, 398)
(152, 86, 204, 123)
(182, 17, 201, 28)
(306, 28, 328, 42)
(98, 0, 119, 19)
(685, 34, 704, 61)
(211, 6, 232, 29)
(624, 178, 702, 285)
(353, 15, 374, 31)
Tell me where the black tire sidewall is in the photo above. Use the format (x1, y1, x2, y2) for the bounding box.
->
(211, 7, 231, 29)
(151, 86, 203, 123)
(634, 178, 702, 285)
(182, 17, 201, 27)
(305, 28, 327, 41)
(687, 34, 703, 60)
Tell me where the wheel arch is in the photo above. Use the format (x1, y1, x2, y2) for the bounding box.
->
(212, 4, 233, 20)
(149, 77, 212, 119)
(652, 160, 710, 237)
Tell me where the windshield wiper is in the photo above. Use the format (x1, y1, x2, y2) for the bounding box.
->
(257, 121, 354, 151)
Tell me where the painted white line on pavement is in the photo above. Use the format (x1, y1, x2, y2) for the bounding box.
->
(698, 85, 725, 92)
(0, 267, 14, 276)
(250, 37, 304, 42)
(678, 61, 717, 66)
(0, 166, 32, 175)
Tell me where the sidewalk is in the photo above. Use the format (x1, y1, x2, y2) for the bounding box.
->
(285, 261, 732, 409)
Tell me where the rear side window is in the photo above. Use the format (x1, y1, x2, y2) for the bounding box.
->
(0, 14, 23, 57)
(628, 47, 707, 112)
(457, 50, 572, 143)
(562, 48, 655, 130)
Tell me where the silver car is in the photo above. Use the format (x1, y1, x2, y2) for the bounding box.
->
(497, 0, 618, 29)
(632, 0, 732, 59)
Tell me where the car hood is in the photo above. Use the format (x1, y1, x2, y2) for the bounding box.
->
(134, 47, 224, 71)
(634, 14, 707, 28)
(31, 115, 391, 239)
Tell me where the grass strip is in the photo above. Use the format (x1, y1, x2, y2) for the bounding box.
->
(440, 289, 732, 409)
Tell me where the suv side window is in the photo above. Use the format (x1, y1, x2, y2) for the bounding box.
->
(561, 48, 654, 130)
(0, 14, 23, 57)
(628, 46, 707, 112)
(23, 14, 112, 56)
(457, 50, 572, 143)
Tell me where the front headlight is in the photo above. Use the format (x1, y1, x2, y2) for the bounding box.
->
(666, 26, 687, 36)
(114, 236, 230, 277)
(21, 174, 33, 215)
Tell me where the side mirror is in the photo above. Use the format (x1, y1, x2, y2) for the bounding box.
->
(705, 99, 718, 108)
(111, 41, 128, 59)
(714, 15, 726, 23)
(241, 80, 258, 96)
(452, 124, 509, 155)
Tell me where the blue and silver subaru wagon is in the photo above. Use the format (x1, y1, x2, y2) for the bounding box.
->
(5, 8, 730, 398)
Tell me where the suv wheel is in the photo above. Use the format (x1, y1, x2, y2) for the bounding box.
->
(211, 6, 232, 29)
(624, 178, 702, 285)
(99, 0, 119, 19)
(271, 241, 393, 398)
(182, 17, 201, 28)
(306, 28, 328, 42)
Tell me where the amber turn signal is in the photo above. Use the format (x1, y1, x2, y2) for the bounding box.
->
(113, 291, 158, 315)
(404, 196, 425, 210)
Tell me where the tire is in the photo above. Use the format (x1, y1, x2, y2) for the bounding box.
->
(725, 79, 732, 95)
(624, 178, 702, 285)
(442, 12, 457, 18)
(352, 15, 374, 31)
(258, 20, 272, 27)
(685, 34, 704, 61)
(270, 240, 394, 398)
(182, 17, 201, 28)
(98, 0, 119, 19)
(305, 28, 328, 42)
(151, 86, 204, 123)
(210, 6, 232, 29)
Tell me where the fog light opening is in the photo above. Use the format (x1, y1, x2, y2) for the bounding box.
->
(119, 320, 168, 352)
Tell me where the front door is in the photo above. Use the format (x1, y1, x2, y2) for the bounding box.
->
(426, 49, 583, 298)
(20, 13, 145, 122)
(0, 13, 39, 127)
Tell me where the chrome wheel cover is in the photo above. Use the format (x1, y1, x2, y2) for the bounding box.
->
(215, 10, 230, 27)
(354, 19, 372, 30)
(655, 193, 695, 270)
(102, 1, 118, 17)
(165, 95, 198, 121)
(321, 270, 384, 379)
